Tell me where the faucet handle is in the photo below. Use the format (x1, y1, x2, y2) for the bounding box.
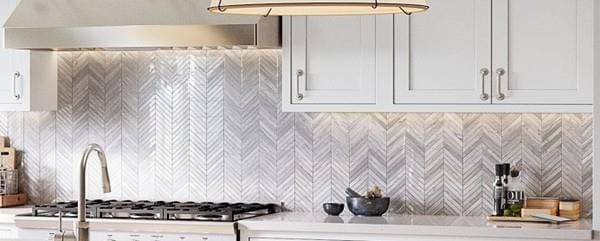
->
(54, 211, 76, 241)
(58, 211, 64, 232)
(54, 231, 76, 241)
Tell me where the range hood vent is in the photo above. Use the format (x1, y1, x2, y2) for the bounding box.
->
(3, 0, 280, 50)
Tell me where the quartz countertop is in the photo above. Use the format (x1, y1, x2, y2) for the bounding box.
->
(14, 215, 238, 235)
(0, 206, 30, 224)
(0, 240, 37, 241)
(238, 212, 593, 240)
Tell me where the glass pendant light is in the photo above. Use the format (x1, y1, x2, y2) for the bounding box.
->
(208, 0, 429, 16)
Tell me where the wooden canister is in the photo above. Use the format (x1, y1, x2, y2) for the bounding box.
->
(525, 197, 559, 216)
(559, 200, 581, 220)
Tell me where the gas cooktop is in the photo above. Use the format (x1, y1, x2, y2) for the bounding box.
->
(30, 200, 280, 222)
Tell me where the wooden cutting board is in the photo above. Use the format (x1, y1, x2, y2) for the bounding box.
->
(487, 216, 555, 223)
(0, 193, 27, 207)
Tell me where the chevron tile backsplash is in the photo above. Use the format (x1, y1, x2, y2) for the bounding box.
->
(0, 49, 592, 217)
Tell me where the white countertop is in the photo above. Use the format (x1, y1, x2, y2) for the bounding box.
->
(238, 212, 594, 240)
(0, 240, 37, 241)
(0, 206, 30, 224)
(14, 215, 238, 235)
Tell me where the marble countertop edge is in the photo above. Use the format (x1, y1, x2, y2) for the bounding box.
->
(238, 212, 594, 240)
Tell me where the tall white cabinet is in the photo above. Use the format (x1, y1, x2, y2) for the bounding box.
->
(282, 0, 594, 112)
(0, 0, 57, 111)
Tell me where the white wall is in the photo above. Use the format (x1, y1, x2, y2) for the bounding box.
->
(0, 0, 21, 48)
(594, 0, 600, 231)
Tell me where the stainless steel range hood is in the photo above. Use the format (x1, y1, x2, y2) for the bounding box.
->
(3, 0, 281, 50)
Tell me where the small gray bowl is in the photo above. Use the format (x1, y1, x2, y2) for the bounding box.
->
(346, 197, 390, 216)
(323, 203, 345, 216)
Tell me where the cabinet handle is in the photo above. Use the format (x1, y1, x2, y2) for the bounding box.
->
(496, 68, 506, 101)
(296, 69, 304, 101)
(479, 68, 489, 101)
(12, 71, 21, 100)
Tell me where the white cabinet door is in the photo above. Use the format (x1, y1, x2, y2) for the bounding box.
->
(0, 49, 57, 111)
(491, 0, 593, 104)
(0, 50, 24, 104)
(290, 16, 376, 104)
(394, 0, 492, 104)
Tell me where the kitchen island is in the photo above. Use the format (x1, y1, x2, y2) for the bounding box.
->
(238, 212, 594, 241)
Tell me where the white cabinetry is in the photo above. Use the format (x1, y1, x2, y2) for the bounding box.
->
(247, 235, 581, 241)
(287, 16, 378, 104)
(282, 0, 594, 112)
(251, 239, 339, 241)
(243, 228, 587, 241)
(0, 0, 57, 111)
(491, 0, 593, 104)
(394, 0, 593, 106)
(0, 50, 57, 111)
(395, 0, 492, 104)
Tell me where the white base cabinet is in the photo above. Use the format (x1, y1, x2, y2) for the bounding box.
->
(240, 230, 584, 241)
(282, 0, 594, 113)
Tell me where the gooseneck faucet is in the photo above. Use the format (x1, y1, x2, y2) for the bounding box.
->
(74, 144, 112, 241)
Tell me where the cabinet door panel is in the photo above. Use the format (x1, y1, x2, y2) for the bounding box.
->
(291, 16, 376, 104)
(492, 0, 593, 104)
(394, 0, 492, 104)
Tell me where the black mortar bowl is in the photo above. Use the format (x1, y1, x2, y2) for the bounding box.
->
(346, 197, 390, 216)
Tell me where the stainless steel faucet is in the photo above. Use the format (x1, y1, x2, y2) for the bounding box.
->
(55, 144, 111, 241)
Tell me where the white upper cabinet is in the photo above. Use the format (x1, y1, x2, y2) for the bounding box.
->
(0, 0, 57, 111)
(395, 0, 492, 104)
(0, 50, 57, 111)
(288, 16, 377, 104)
(281, 0, 594, 112)
(491, 0, 593, 104)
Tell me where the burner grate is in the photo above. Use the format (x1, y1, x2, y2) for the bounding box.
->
(32, 199, 105, 218)
(31, 200, 280, 222)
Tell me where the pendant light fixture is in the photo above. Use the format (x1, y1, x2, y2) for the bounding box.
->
(208, 0, 429, 16)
